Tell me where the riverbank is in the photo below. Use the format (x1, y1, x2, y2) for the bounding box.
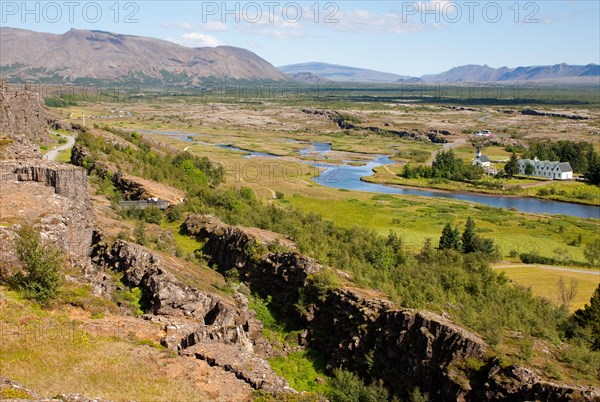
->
(364, 166, 600, 207)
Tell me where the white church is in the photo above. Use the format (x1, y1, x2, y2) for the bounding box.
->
(472, 148, 497, 175)
(518, 158, 573, 180)
(472, 148, 491, 167)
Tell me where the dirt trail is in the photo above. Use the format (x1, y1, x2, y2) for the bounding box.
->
(518, 180, 553, 189)
(43, 131, 75, 161)
(383, 164, 396, 175)
(493, 264, 599, 276)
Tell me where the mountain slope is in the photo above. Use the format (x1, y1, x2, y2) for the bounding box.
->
(287, 72, 332, 83)
(280, 62, 599, 83)
(0, 27, 288, 83)
(278, 62, 411, 83)
(421, 63, 600, 82)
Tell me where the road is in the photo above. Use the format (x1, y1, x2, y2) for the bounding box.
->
(493, 264, 599, 276)
(477, 114, 493, 123)
(43, 131, 75, 161)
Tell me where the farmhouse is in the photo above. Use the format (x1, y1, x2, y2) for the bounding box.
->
(518, 158, 573, 180)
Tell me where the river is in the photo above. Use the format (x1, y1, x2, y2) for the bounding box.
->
(139, 130, 600, 219)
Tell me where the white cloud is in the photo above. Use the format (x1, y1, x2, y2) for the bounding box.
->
(229, 6, 305, 39)
(333, 9, 442, 34)
(203, 21, 228, 32)
(167, 32, 222, 47)
(252, 29, 304, 40)
(161, 22, 196, 31)
(162, 21, 228, 32)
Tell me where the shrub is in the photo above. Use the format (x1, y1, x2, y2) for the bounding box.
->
(307, 270, 340, 301)
(143, 206, 163, 224)
(134, 221, 147, 246)
(296, 270, 340, 313)
(569, 284, 600, 350)
(240, 187, 256, 201)
(519, 252, 554, 265)
(584, 238, 600, 266)
(327, 368, 389, 402)
(165, 204, 184, 222)
(113, 286, 144, 316)
(11, 225, 62, 305)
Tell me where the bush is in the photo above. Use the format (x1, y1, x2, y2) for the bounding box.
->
(143, 206, 163, 224)
(297, 270, 341, 313)
(113, 286, 144, 316)
(165, 204, 184, 222)
(240, 187, 256, 201)
(519, 252, 554, 265)
(134, 221, 147, 246)
(307, 270, 340, 302)
(11, 225, 62, 305)
(569, 284, 600, 350)
(327, 368, 389, 402)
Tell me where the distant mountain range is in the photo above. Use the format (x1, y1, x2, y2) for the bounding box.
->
(1, 27, 597, 85)
(279, 62, 412, 83)
(421, 64, 600, 83)
(0, 27, 287, 84)
(280, 62, 600, 84)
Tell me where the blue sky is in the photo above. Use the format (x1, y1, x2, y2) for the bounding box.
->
(1, 1, 599, 76)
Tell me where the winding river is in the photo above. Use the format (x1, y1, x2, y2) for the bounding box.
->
(140, 130, 600, 219)
(309, 144, 599, 219)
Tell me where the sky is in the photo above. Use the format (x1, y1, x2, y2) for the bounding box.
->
(1, 0, 599, 76)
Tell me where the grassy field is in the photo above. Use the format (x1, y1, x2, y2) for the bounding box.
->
(493, 265, 599, 311)
(278, 192, 598, 263)
(0, 288, 249, 401)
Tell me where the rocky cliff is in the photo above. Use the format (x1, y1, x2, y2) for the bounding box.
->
(185, 214, 320, 317)
(0, 80, 48, 159)
(185, 214, 600, 401)
(0, 160, 93, 271)
(90, 232, 294, 394)
(71, 145, 162, 201)
(521, 109, 590, 120)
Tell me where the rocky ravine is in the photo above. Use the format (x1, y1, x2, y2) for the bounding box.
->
(90, 231, 294, 395)
(184, 214, 600, 402)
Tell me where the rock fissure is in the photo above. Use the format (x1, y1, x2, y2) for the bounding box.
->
(184, 213, 600, 401)
(91, 232, 293, 394)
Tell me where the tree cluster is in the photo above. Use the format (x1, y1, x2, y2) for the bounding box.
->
(438, 217, 499, 259)
(401, 150, 484, 181)
(566, 284, 600, 350)
(523, 140, 600, 184)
